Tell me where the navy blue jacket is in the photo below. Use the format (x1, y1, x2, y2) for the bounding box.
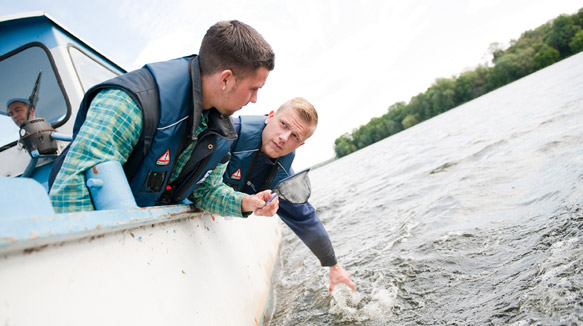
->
(224, 115, 337, 266)
(50, 56, 236, 207)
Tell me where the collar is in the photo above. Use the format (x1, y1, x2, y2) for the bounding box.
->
(189, 56, 203, 141)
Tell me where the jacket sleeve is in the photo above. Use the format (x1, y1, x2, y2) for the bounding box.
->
(277, 199, 337, 266)
(49, 89, 142, 213)
(190, 163, 247, 217)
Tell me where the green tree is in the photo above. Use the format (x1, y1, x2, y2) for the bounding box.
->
(569, 30, 583, 53)
(406, 94, 427, 121)
(454, 73, 475, 105)
(534, 44, 560, 70)
(402, 114, 420, 129)
(488, 47, 535, 90)
(380, 116, 403, 136)
(385, 101, 408, 124)
(428, 78, 456, 115)
(352, 125, 374, 149)
(572, 8, 583, 28)
(545, 15, 581, 57)
(469, 65, 490, 98)
(488, 42, 505, 62)
(334, 133, 357, 158)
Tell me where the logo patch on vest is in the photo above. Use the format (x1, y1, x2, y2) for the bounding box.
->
(156, 150, 171, 166)
(231, 168, 242, 180)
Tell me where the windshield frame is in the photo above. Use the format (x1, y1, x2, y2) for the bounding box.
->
(0, 42, 71, 151)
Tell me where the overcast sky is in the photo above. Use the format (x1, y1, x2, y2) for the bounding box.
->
(2, 0, 581, 170)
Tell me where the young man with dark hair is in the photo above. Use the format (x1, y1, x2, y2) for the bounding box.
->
(50, 20, 277, 218)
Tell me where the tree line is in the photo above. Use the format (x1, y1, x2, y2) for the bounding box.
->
(334, 8, 583, 158)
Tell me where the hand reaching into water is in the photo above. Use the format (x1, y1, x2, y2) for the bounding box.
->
(329, 264, 356, 292)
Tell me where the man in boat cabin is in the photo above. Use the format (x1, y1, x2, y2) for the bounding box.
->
(224, 97, 356, 292)
(6, 98, 35, 126)
(49, 20, 279, 218)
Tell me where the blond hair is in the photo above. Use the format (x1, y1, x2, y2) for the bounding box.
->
(276, 97, 318, 137)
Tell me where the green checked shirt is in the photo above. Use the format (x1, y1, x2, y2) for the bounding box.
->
(49, 89, 246, 216)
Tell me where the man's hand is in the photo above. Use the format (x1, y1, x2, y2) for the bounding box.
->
(329, 264, 356, 292)
(241, 189, 279, 216)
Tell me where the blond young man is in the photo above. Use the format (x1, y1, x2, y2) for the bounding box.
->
(223, 97, 356, 292)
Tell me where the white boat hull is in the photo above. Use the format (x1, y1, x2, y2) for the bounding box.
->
(0, 210, 281, 326)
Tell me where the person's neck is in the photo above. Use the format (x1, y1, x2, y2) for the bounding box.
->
(200, 74, 216, 111)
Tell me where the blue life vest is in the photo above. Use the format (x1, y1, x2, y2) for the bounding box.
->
(50, 56, 236, 207)
(223, 115, 294, 191)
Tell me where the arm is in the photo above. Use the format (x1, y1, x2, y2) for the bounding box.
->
(278, 200, 355, 292)
(49, 89, 142, 213)
(278, 200, 337, 265)
(190, 163, 278, 217)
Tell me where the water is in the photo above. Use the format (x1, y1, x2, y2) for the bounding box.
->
(267, 52, 583, 325)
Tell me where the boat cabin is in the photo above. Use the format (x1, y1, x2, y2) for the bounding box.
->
(0, 11, 125, 184)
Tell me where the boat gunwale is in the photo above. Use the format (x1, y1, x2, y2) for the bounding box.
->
(0, 204, 206, 254)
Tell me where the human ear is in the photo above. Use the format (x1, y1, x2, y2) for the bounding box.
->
(265, 110, 275, 125)
(220, 69, 234, 89)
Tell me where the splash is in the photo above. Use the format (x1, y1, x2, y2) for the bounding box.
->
(329, 278, 398, 323)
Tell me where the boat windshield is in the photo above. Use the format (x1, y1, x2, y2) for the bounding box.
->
(0, 45, 69, 147)
(68, 46, 119, 93)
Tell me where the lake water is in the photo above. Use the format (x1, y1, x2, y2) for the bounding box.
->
(266, 52, 583, 325)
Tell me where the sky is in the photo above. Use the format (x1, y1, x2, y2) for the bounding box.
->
(1, 0, 581, 170)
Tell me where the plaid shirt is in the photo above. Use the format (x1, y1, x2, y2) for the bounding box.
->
(49, 89, 245, 216)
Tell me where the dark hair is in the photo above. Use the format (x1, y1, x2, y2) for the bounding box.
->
(199, 20, 275, 78)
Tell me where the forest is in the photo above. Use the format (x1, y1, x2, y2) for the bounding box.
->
(333, 8, 583, 158)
